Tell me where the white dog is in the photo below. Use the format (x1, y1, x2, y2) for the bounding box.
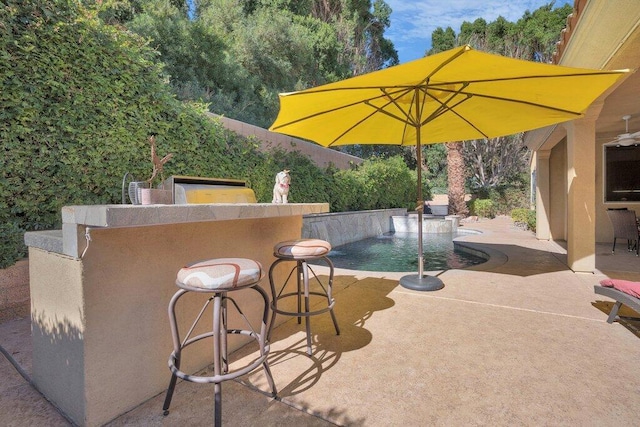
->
(272, 170, 290, 204)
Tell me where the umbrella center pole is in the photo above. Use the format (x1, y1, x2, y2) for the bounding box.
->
(415, 123, 425, 278)
(398, 101, 444, 292)
(418, 225, 424, 276)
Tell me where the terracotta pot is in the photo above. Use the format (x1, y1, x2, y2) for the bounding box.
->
(139, 188, 173, 205)
(128, 181, 150, 205)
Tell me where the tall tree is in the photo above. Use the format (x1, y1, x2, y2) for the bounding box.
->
(515, 3, 573, 63)
(426, 2, 572, 212)
(429, 26, 467, 214)
(422, 144, 447, 193)
(464, 134, 529, 189)
(427, 26, 456, 55)
(446, 142, 468, 215)
(92, 0, 397, 128)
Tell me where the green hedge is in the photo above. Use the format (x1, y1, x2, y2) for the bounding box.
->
(471, 184, 529, 216)
(511, 208, 536, 232)
(0, 1, 424, 269)
(0, 1, 257, 267)
(469, 199, 495, 218)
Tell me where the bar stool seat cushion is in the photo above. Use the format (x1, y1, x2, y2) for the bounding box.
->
(177, 258, 263, 290)
(274, 239, 331, 259)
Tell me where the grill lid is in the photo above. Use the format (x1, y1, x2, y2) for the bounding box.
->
(161, 175, 257, 204)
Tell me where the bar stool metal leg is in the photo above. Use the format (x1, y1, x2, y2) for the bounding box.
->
(321, 257, 341, 336)
(162, 288, 190, 415)
(162, 258, 276, 426)
(302, 260, 312, 352)
(268, 239, 340, 356)
(212, 292, 223, 426)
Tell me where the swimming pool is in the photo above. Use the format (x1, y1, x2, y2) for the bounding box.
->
(318, 232, 486, 272)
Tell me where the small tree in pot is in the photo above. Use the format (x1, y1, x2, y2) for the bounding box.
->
(138, 135, 174, 204)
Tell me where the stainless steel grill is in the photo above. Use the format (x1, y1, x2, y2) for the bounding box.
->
(161, 175, 256, 204)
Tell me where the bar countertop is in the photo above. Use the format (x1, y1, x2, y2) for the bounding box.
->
(61, 203, 329, 228)
(25, 202, 329, 257)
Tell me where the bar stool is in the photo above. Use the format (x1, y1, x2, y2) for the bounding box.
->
(268, 239, 340, 355)
(162, 258, 276, 426)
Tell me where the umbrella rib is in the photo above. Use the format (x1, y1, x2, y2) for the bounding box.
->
(420, 81, 469, 115)
(419, 76, 584, 128)
(425, 95, 491, 139)
(461, 91, 584, 116)
(416, 88, 491, 139)
(270, 96, 384, 130)
(443, 70, 625, 86)
(363, 101, 419, 128)
(378, 88, 419, 126)
(418, 44, 470, 86)
(271, 85, 424, 131)
(420, 74, 601, 116)
(327, 90, 422, 147)
(276, 70, 622, 98)
(419, 83, 479, 129)
(325, 108, 380, 147)
(418, 71, 626, 94)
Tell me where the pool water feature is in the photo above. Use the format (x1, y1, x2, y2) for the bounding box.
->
(318, 232, 486, 272)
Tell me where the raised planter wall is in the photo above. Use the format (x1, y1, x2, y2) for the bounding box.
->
(392, 214, 461, 233)
(302, 208, 407, 247)
(209, 113, 363, 170)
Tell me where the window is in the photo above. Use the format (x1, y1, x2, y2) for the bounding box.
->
(604, 144, 640, 202)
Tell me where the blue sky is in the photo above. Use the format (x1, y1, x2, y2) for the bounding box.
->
(385, 0, 574, 63)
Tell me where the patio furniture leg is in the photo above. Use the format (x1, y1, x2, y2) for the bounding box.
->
(302, 261, 313, 355)
(607, 301, 623, 324)
(162, 288, 185, 415)
(268, 239, 339, 356)
(162, 373, 178, 416)
(163, 258, 275, 424)
(213, 294, 222, 426)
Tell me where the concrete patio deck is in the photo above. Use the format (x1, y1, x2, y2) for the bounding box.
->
(1, 216, 639, 426)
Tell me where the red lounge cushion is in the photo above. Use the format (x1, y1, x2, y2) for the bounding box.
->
(600, 279, 640, 299)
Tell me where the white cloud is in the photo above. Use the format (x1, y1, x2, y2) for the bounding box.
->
(385, 0, 573, 62)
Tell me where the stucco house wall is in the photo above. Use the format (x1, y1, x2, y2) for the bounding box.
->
(525, 0, 640, 271)
(549, 141, 567, 241)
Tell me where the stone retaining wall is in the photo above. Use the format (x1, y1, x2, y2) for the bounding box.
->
(392, 214, 461, 233)
(209, 113, 363, 170)
(302, 208, 407, 247)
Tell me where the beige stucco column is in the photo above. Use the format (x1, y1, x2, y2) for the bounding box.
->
(563, 103, 602, 272)
(535, 150, 551, 240)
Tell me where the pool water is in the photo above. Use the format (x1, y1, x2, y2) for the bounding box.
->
(317, 232, 486, 272)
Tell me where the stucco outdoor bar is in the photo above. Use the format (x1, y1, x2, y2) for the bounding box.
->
(24, 202, 328, 426)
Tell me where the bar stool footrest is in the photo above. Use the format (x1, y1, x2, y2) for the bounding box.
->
(271, 291, 336, 318)
(168, 331, 271, 384)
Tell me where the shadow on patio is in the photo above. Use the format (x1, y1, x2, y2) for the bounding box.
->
(2, 217, 640, 425)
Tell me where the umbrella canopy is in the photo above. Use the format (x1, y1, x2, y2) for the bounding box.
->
(269, 45, 629, 290)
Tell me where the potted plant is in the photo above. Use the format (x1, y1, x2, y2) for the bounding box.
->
(138, 135, 174, 205)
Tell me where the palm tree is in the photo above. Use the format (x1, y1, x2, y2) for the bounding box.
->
(446, 142, 468, 216)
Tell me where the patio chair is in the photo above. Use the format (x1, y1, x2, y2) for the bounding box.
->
(594, 279, 640, 323)
(606, 208, 640, 256)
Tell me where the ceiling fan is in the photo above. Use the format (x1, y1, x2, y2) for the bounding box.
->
(609, 115, 640, 146)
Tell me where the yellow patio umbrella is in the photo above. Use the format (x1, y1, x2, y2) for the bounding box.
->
(269, 45, 629, 291)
